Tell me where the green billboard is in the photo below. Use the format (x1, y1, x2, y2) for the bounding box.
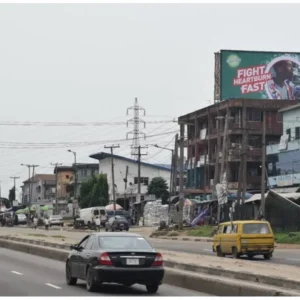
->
(220, 50, 300, 100)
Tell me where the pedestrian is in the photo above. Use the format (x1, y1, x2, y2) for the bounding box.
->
(95, 215, 101, 231)
(44, 217, 49, 231)
(33, 215, 38, 230)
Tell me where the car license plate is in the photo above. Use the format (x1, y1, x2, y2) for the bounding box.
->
(126, 258, 139, 265)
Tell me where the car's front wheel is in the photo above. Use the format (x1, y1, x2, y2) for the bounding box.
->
(66, 262, 77, 285)
(86, 266, 97, 292)
(146, 284, 159, 294)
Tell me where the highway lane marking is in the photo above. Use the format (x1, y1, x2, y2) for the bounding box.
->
(11, 271, 23, 275)
(45, 283, 62, 290)
(285, 258, 300, 261)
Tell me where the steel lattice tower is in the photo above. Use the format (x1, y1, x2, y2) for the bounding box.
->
(126, 98, 146, 159)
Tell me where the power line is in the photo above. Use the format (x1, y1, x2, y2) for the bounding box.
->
(0, 130, 178, 149)
(0, 120, 175, 127)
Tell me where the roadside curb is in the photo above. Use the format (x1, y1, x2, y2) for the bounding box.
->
(14, 226, 94, 233)
(0, 238, 299, 296)
(1, 236, 300, 295)
(151, 236, 300, 249)
(153, 236, 213, 243)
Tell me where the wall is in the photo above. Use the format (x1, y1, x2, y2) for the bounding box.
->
(22, 180, 55, 204)
(57, 171, 73, 199)
(97, 157, 171, 198)
(267, 107, 300, 188)
(77, 167, 98, 184)
(76, 166, 99, 195)
(283, 107, 300, 140)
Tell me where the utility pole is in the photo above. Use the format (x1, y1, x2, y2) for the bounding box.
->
(131, 145, 148, 195)
(173, 134, 179, 195)
(132, 145, 147, 225)
(30, 165, 38, 207)
(219, 113, 229, 181)
(21, 164, 38, 224)
(104, 145, 120, 214)
(216, 112, 230, 224)
(236, 104, 247, 219)
(124, 165, 129, 210)
(51, 163, 62, 215)
(261, 111, 266, 217)
(21, 164, 31, 212)
(194, 117, 198, 188)
(68, 149, 77, 217)
(152, 142, 175, 224)
(214, 117, 221, 186)
(10, 176, 20, 205)
(178, 123, 185, 230)
(242, 130, 248, 205)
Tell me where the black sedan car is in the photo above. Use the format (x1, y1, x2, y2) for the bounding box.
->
(105, 216, 129, 232)
(65, 232, 164, 293)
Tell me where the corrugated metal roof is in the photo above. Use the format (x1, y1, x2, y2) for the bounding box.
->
(272, 187, 300, 193)
(245, 191, 300, 203)
(89, 152, 171, 172)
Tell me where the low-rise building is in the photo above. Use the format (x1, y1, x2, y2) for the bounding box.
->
(53, 166, 74, 200)
(21, 174, 56, 205)
(267, 103, 300, 191)
(89, 152, 172, 209)
(71, 163, 99, 195)
(178, 98, 297, 196)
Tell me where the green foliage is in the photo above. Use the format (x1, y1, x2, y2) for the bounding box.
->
(275, 232, 300, 244)
(0, 197, 10, 208)
(187, 225, 216, 237)
(78, 174, 109, 209)
(8, 187, 15, 203)
(147, 177, 169, 204)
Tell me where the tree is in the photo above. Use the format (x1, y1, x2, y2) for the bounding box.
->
(8, 187, 15, 204)
(147, 177, 169, 204)
(0, 197, 10, 208)
(79, 174, 109, 209)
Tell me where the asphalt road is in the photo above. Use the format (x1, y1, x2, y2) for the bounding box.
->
(0, 248, 208, 296)
(150, 238, 300, 266)
(1, 226, 300, 267)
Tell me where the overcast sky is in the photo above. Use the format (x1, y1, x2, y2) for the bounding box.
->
(0, 3, 297, 199)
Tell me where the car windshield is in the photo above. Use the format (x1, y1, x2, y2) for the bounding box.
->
(98, 236, 153, 250)
(243, 223, 271, 234)
(51, 215, 61, 219)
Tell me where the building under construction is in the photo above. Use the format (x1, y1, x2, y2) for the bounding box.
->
(178, 99, 299, 197)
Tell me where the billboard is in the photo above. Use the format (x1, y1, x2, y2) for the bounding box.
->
(220, 50, 300, 101)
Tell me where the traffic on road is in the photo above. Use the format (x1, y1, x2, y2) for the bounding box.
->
(66, 232, 164, 293)
(0, 247, 207, 296)
(1, 226, 299, 267)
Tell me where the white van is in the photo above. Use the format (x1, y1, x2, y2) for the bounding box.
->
(79, 206, 107, 226)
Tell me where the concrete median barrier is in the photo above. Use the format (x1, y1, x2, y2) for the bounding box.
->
(0, 237, 299, 296)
